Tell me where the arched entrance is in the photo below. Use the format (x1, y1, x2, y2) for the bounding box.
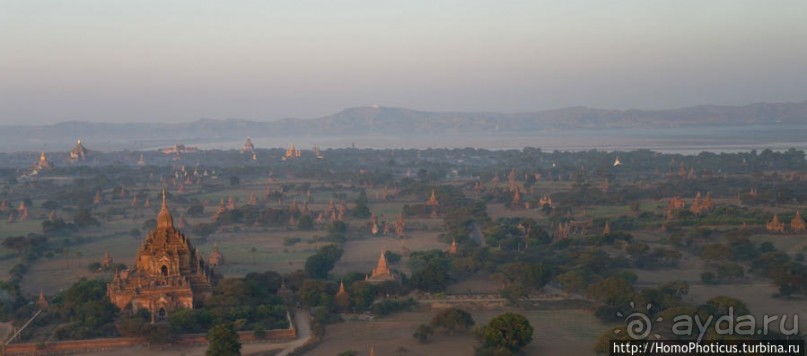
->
(161, 265, 168, 276)
(158, 308, 166, 321)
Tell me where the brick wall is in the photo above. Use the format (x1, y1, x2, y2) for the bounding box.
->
(2, 327, 296, 355)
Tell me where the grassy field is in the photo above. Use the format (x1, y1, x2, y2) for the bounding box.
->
(308, 306, 611, 356)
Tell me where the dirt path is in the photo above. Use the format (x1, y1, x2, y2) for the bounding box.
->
(0, 321, 13, 344)
(273, 308, 311, 356)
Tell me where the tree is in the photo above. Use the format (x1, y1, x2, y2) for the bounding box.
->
(305, 244, 343, 279)
(409, 250, 452, 292)
(297, 214, 314, 230)
(348, 282, 377, 312)
(430, 308, 475, 334)
(73, 207, 100, 228)
(53, 278, 119, 340)
(192, 223, 219, 238)
(187, 202, 205, 217)
(352, 190, 371, 218)
(413, 324, 434, 343)
(206, 323, 241, 356)
(586, 276, 634, 307)
(479, 313, 533, 353)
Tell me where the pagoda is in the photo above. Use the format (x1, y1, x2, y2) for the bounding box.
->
(17, 201, 28, 221)
(668, 196, 686, 211)
(214, 197, 227, 220)
(766, 215, 785, 233)
(448, 239, 458, 255)
(33, 151, 53, 172)
(37, 289, 48, 310)
(101, 250, 113, 269)
(336, 280, 347, 298)
(689, 192, 705, 215)
(107, 191, 217, 320)
(334, 280, 350, 311)
(69, 139, 89, 162)
(208, 242, 225, 267)
(283, 143, 302, 160)
(395, 213, 406, 238)
(242, 137, 255, 153)
(508, 169, 517, 192)
(511, 189, 522, 208)
(426, 190, 439, 207)
(426, 190, 439, 218)
(366, 250, 395, 283)
(791, 211, 806, 232)
(370, 214, 379, 235)
(539, 195, 552, 208)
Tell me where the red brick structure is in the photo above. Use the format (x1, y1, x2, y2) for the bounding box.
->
(107, 191, 218, 320)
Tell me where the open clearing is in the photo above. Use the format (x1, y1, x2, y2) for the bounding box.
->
(308, 306, 611, 356)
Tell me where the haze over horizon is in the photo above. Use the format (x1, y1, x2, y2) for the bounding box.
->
(2, 1, 806, 124)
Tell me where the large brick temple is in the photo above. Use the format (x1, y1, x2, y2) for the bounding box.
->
(107, 192, 218, 321)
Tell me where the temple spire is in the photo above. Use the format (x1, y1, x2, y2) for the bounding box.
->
(37, 289, 48, 310)
(156, 188, 174, 229)
(336, 280, 347, 297)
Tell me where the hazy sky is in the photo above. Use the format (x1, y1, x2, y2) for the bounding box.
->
(1, 1, 806, 124)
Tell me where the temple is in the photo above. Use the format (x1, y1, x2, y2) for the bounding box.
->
(208, 242, 225, 267)
(689, 192, 714, 215)
(766, 214, 785, 233)
(32, 151, 53, 173)
(395, 213, 406, 238)
(366, 250, 395, 283)
(792, 211, 806, 232)
(283, 143, 302, 160)
(242, 137, 255, 153)
(539, 195, 552, 208)
(101, 250, 113, 269)
(160, 144, 198, 155)
(37, 290, 48, 310)
(511, 189, 522, 208)
(107, 191, 218, 321)
(69, 139, 89, 162)
(426, 190, 439, 218)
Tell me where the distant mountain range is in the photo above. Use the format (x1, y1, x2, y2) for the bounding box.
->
(1, 100, 806, 152)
